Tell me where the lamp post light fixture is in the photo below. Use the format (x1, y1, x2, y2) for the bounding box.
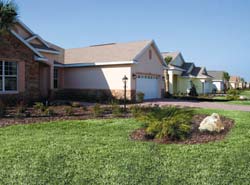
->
(122, 75, 128, 113)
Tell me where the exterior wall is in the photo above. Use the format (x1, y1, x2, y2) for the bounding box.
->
(0, 33, 41, 103)
(212, 81, 224, 92)
(13, 23, 32, 39)
(177, 77, 190, 94)
(167, 70, 183, 94)
(63, 65, 132, 99)
(131, 45, 164, 98)
(192, 79, 212, 94)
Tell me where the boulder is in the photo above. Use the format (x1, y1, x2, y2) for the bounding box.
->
(199, 113, 224, 132)
(239, 96, 247, 100)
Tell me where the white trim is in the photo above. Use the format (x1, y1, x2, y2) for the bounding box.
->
(17, 19, 50, 48)
(37, 48, 60, 55)
(34, 56, 49, 62)
(0, 61, 19, 93)
(26, 35, 38, 42)
(10, 30, 44, 58)
(54, 61, 136, 68)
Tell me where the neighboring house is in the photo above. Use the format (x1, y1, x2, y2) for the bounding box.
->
(229, 76, 241, 89)
(162, 52, 212, 95)
(55, 40, 166, 100)
(0, 20, 61, 102)
(207, 71, 226, 93)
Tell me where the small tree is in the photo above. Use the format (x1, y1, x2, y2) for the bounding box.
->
(164, 56, 172, 65)
(223, 72, 230, 92)
(223, 72, 230, 81)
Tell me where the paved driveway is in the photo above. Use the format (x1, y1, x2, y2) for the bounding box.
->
(143, 99, 250, 112)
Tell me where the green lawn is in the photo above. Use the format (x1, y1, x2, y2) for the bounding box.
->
(213, 90, 250, 106)
(0, 109, 250, 184)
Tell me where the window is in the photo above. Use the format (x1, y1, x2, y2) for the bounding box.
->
(54, 68, 58, 89)
(0, 61, 18, 92)
(149, 49, 152, 60)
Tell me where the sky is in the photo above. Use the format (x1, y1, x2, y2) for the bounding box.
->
(15, 0, 250, 81)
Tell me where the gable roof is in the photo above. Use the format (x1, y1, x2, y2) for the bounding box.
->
(207, 71, 224, 81)
(161, 51, 180, 62)
(229, 76, 240, 82)
(64, 40, 165, 66)
(10, 20, 60, 62)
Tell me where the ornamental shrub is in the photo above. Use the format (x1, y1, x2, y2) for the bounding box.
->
(135, 106, 193, 140)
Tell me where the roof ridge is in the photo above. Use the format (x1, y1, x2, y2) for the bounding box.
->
(66, 39, 152, 50)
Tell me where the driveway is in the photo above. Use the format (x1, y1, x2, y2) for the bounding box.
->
(143, 99, 250, 112)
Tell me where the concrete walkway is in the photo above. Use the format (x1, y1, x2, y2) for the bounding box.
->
(143, 99, 250, 112)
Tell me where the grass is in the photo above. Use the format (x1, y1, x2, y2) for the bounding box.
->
(213, 90, 250, 106)
(0, 109, 250, 184)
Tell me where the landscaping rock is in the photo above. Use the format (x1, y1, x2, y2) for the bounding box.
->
(199, 113, 224, 132)
(239, 96, 247, 100)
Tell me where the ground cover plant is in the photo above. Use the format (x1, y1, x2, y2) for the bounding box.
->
(0, 108, 248, 184)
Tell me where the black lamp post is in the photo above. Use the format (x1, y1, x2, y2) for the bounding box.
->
(122, 75, 128, 112)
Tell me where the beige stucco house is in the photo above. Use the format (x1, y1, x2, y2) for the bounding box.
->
(162, 52, 212, 95)
(229, 76, 241, 89)
(0, 19, 167, 102)
(54, 40, 166, 100)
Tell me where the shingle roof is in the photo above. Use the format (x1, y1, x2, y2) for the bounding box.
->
(64, 40, 152, 64)
(229, 76, 240, 82)
(207, 71, 224, 80)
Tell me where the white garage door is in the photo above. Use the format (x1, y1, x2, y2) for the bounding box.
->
(136, 75, 160, 99)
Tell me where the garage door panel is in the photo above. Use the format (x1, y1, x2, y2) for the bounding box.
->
(136, 75, 159, 99)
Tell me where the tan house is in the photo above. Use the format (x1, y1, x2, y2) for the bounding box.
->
(162, 52, 212, 95)
(229, 76, 241, 89)
(0, 20, 61, 102)
(55, 40, 166, 100)
(0, 20, 166, 102)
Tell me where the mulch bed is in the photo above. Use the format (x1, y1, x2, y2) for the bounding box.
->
(130, 114, 235, 144)
(0, 106, 126, 128)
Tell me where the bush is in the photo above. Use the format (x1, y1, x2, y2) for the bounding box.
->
(44, 108, 56, 116)
(92, 104, 104, 117)
(136, 92, 145, 103)
(34, 102, 46, 112)
(226, 89, 240, 100)
(17, 101, 27, 114)
(189, 84, 198, 97)
(65, 106, 74, 116)
(0, 100, 6, 118)
(111, 102, 123, 117)
(135, 106, 193, 140)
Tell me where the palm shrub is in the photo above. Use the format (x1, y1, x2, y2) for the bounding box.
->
(0, 1, 18, 34)
(135, 106, 193, 140)
(226, 89, 240, 100)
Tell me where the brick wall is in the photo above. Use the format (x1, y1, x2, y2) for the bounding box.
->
(0, 33, 41, 104)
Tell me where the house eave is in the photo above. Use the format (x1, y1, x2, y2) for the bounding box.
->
(54, 61, 136, 68)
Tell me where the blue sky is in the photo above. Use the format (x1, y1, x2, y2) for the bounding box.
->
(15, 0, 250, 81)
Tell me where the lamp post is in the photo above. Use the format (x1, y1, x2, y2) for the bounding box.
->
(122, 75, 128, 113)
